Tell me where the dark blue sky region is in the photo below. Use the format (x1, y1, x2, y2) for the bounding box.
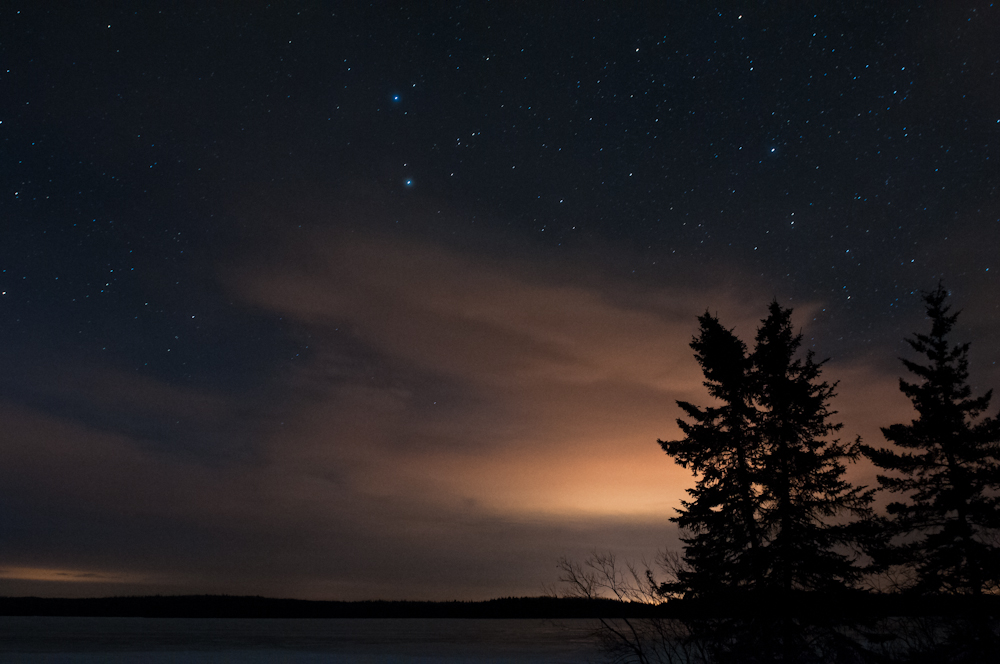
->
(1, 3, 997, 600)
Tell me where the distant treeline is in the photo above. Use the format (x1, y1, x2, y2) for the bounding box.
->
(3, 592, 1000, 619)
(0, 595, 633, 619)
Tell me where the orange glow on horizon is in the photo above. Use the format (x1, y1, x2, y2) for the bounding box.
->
(0, 566, 147, 584)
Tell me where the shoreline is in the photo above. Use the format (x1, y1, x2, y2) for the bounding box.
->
(3, 592, 999, 619)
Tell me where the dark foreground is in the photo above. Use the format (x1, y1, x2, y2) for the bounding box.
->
(0, 617, 601, 663)
(3, 596, 999, 663)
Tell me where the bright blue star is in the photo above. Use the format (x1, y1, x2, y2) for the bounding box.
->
(392, 94, 401, 103)
(404, 179, 414, 187)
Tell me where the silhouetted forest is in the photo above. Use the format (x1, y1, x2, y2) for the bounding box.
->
(0, 595, 642, 619)
(3, 591, 999, 620)
(560, 284, 1000, 662)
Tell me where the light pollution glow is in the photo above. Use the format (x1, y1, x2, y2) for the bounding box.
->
(0, 231, 924, 599)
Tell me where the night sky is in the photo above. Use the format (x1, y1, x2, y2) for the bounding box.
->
(2, 4, 998, 601)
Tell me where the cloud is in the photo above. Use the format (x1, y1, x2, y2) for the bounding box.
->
(0, 355, 280, 462)
(227, 232, 780, 520)
(0, 227, 926, 600)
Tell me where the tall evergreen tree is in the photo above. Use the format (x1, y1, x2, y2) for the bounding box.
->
(660, 304, 872, 598)
(658, 312, 764, 597)
(861, 284, 1000, 595)
(752, 302, 873, 593)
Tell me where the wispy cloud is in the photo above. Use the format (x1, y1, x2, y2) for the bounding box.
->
(0, 229, 922, 600)
(228, 232, 776, 519)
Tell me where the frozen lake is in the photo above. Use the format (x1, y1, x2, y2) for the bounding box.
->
(0, 617, 603, 663)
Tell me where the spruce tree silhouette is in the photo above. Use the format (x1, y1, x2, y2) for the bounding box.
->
(660, 303, 872, 600)
(658, 312, 765, 598)
(861, 284, 1000, 596)
(751, 302, 874, 595)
